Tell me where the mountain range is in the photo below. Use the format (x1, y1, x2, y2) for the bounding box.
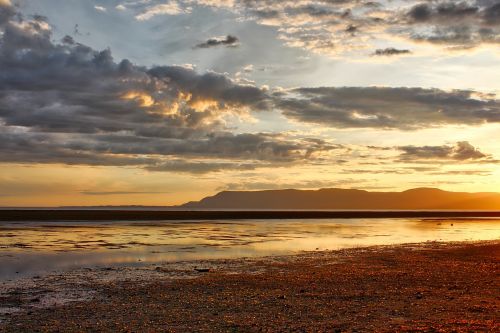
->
(179, 188, 500, 210)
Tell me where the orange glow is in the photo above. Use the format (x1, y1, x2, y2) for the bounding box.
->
(189, 98, 219, 111)
(152, 91, 219, 115)
(122, 91, 155, 107)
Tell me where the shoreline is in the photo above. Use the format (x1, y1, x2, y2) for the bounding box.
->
(1, 240, 498, 332)
(2, 209, 500, 221)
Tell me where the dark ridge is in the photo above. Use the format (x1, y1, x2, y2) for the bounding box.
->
(180, 187, 500, 210)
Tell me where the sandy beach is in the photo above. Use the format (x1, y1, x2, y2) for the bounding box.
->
(1, 240, 498, 332)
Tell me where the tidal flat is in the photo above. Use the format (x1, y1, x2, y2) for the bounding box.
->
(1, 218, 499, 279)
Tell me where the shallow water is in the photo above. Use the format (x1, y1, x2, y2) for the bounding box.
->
(1, 218, 499, 280)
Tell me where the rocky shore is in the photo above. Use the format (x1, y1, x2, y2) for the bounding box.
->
(1, 241, 498, 332)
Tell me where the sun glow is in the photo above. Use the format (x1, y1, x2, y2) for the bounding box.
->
(122, 90, 221, 115)
(122, 91, 155, 107)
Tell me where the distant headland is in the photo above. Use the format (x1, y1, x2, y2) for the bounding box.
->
(1, 188, 500, 221)
(179, 187, 500, 210)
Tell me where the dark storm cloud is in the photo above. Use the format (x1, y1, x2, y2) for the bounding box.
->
(407, 2, 479, 23)
(61, 132, 334, 161)
(0, 10, 335, 173)
(276, 87, 500, 129)
(483, 2, 500, 24)
(398, 141, 488, 161)
(345, 24, 358, 34)
(402, 1, 500, 46)
(0, 8, 268, 134)
(61, 35, 75, 45)
(0, 1, 15, 26)
(407, 3, 432, 22)
(0, 129, 154, 167)
(195, 35, 239, 48)
(0, 123, 334, 173)
(145, 160, 258, 174)
(0, 128, 310, 175)
(1, 4, 498, 174)
(373, 48, 411, 56)
(147, 66, 268, 109)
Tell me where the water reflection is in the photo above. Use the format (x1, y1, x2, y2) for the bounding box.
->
(1, 218, 499, 279)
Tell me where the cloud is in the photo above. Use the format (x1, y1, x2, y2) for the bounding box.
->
(111, 1, 499, 57)
(276, 87, 500, 130)
(373, 48, 411, 56)
(177, 0, 500, 56)
(80, 191, 167, 196)
(341, 168, 408, 175)
(0, 0, 14, 26)
(407, 2, 480, 23)
(135, 2, 188, 21)
(1, 6, 498, 175)
(398, 141, 489, 161)
(0, 124, 336, 169)
(145, 159, 258, 174)
(401, 1, 500, 47)
(218, 178, 370, 191)
(94, 5, 107, 12)
(428, 170, 492, 176)
(483, 2, 500, 25)
(0, 10, 336, 173)
(195, 35, 239, 48)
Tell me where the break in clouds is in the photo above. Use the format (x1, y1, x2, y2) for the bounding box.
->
(0, 1, 498, 173)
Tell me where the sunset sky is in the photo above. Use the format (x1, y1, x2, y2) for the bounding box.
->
(0, 0, 499, 206)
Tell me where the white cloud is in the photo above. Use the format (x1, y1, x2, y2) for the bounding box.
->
(135, 2, 188, 21)
(188, 0, 234, 8)
(94, 5, 107, 12)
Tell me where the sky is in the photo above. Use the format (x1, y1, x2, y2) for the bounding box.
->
(0, 0, 499, 206)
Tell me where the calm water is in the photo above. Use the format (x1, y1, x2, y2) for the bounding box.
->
(1, 218, 499, 280)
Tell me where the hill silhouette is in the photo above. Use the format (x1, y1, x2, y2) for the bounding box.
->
(180, 188, 500, 210)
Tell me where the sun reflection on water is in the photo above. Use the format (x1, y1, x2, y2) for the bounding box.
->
(1, 218, 499, 279)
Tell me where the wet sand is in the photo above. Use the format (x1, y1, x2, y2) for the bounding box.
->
(1, 240, 498, 332)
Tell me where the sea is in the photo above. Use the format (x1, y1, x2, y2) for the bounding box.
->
(1, 217, 499, 280)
